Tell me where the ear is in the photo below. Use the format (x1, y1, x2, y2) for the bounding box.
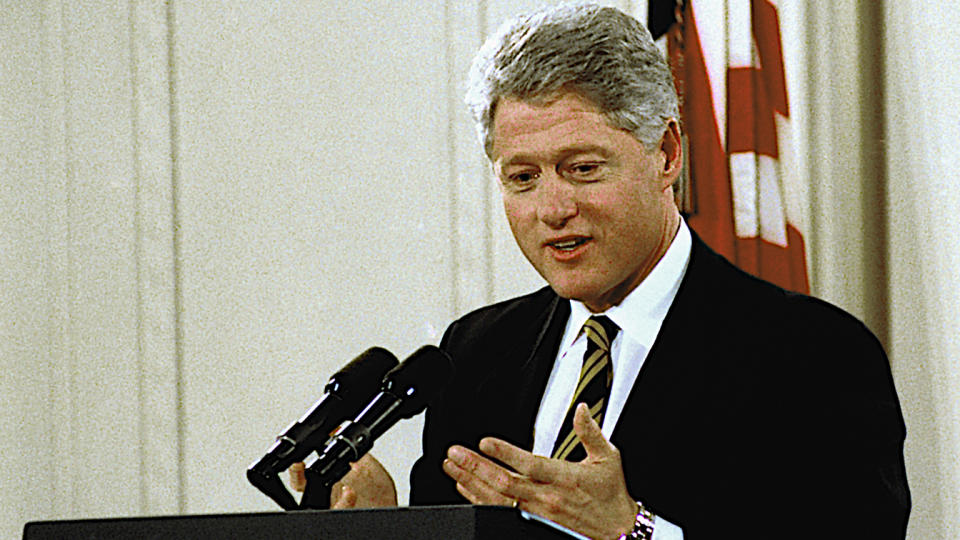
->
(657, 119, 683, 186)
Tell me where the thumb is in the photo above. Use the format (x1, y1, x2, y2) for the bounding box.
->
(331, 484, 358, 509)
(573, 403, 615, 460)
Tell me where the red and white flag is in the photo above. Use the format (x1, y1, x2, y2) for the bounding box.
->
(651, 0, 809, 293)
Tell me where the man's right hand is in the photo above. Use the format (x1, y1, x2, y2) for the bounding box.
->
(288, 453, 398, 509)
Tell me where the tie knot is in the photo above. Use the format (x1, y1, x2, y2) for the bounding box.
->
(582, 315, 619, 351)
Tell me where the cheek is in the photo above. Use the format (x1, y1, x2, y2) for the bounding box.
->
(594, 192, 653, 237)
(502, 197, 531, 231)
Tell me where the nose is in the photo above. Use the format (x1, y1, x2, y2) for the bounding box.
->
(535, 173, 578, 229)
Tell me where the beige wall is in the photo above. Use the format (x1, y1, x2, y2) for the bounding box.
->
(2, 1, 957, 538)
(2, 0, 180, 532)
(171, 1, 455, 513)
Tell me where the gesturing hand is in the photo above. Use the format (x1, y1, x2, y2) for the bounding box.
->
(442, 403, 638, 539)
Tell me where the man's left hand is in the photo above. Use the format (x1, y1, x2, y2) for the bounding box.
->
(288, 453, 397, 509)
(442, 403, 638, 539)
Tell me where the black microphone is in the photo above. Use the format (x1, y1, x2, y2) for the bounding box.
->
(300, 345, 453, 508)
(247, 347, 398, 509)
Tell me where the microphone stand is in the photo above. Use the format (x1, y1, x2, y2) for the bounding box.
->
(299, 478, 333, 510)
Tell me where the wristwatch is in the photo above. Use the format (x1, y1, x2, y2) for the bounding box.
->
(617, 501, 655, 540)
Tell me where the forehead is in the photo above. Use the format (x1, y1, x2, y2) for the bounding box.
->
(493, 93, 602, 134)
(490, 93, 630, 164)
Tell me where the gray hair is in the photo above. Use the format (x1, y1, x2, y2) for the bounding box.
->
(465, 3, 679, 158)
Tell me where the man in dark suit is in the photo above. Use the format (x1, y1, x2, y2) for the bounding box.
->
(294, 4, 910, 538)
(406, 3, 909, 538)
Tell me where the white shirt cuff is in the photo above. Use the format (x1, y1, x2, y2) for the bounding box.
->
(651, 514, 683, 540)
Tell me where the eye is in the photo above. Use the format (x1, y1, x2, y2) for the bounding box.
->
(572, 164, 597, 174)
(511, 171, 537, 183)
(502, 169, 539, 191)
(565, 161, 604, 180)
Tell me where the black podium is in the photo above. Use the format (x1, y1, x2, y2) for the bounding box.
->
(23, 505, 587, 539)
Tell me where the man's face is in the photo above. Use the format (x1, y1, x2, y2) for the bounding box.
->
(491, 92, 681, 313)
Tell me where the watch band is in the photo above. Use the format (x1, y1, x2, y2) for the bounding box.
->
(618, 501, 655, 540)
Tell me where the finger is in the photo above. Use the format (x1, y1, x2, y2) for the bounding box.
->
(477, 437, 562, 483)
(288, 462, 306, 493)
(331, 484, 357, 509)
(443, 457, 516, 506)
(573, 402, 616, 460)
(454, 478, 486, 505)
(444, 446, 533, 504)
(451, 471, 516, 509)
(446, 445, 508, 480)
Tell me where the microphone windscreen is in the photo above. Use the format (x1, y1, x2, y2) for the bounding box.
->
(330, 346, 398, 391)
(383, 345, 453, 418)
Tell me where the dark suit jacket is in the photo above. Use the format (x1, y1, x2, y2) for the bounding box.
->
(410, 235, 910, 538)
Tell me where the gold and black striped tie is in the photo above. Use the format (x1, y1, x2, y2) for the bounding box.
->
(551, 315, 620, 462)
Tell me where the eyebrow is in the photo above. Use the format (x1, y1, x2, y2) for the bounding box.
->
(498, 144, 612, 168)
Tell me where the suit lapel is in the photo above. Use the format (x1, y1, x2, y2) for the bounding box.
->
(475, 292, 570, 451)
(613, 236, 708, 436)
(610, 234, 725, 517)
(516, 295, 570, 446)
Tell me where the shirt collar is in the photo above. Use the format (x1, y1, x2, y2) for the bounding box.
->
(563, 218, 692, 350)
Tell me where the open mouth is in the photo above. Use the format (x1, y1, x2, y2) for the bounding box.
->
(548, 237, 590, 251)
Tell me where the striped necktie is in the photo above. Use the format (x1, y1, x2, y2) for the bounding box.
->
(551, 315, 620, 462)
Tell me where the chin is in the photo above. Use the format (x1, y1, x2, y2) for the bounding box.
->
(546, 281, 600, 304)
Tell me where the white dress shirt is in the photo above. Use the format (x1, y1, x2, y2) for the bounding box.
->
(532, 220, 692, 540)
